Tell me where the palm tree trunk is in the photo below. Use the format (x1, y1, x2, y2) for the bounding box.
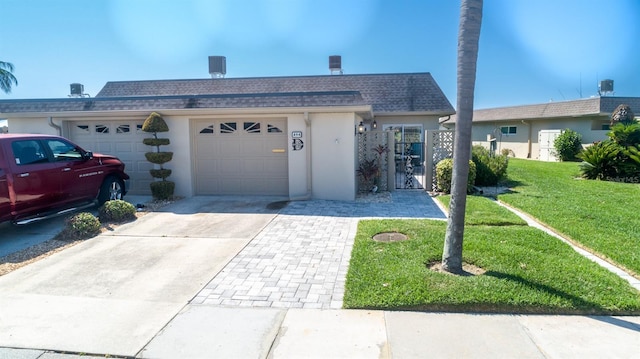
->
(442, 0, 483, 274)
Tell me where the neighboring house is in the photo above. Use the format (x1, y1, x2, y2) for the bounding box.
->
(0, 71, 454, 201)
(441, 96, 640, 161)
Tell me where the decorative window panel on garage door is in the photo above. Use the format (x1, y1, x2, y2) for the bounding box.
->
(194, 119, 288, 196)
(69, 121, 152, 195)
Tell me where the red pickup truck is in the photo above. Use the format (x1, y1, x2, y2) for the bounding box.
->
(0, 134, 129, 225)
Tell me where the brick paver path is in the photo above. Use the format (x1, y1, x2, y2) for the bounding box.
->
(191, 191, 446, 309)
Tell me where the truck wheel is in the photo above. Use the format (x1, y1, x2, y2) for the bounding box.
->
(98, 176, 124, 205)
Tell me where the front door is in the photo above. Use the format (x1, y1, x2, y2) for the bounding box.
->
(384, 125, 425, 189)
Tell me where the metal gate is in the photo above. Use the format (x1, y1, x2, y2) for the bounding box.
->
(395, 142, 425, 189)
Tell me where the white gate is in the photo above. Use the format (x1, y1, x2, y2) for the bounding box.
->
(538, 130, 562, 162)
(425, 130, 454, 191)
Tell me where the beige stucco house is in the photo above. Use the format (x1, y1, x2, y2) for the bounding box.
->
(0, 72, 454, 201)
(442, 96, 640, 161)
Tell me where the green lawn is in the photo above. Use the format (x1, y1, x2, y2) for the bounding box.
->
(499, 158, 640, 276)
(343, 195, 640, 314)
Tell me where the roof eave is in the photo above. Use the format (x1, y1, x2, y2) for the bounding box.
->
(1, 105, 374, 119)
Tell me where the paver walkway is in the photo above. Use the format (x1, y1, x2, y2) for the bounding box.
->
(191, 191, 446, 309)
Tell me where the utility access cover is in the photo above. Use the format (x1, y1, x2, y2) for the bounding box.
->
(372, 232, 408, 242)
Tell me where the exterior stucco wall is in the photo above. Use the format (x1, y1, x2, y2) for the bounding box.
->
(6, 117, 59, 135)
(468, 116, 611, 159)
(309, 112, 357, 201)
(6, 111, 366, 202)
(284, 113, 309, 200)
(159, 115, 192, 197)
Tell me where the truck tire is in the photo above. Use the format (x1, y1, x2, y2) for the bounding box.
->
(98, 176, 124, 205)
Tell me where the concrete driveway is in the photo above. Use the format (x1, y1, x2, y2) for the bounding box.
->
(0, 216, 67, 258)
(0, 196, 285, 356)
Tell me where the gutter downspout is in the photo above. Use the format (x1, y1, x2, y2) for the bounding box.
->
(522, 120, 532, 158)
(304, 111, 313, 199)
(48, 116, 62, 136)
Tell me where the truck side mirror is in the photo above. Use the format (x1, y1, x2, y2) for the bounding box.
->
(83, 151, 94, 160)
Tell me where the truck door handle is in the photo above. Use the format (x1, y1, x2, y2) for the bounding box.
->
(63, 168, 71, 172)
(19, 173, 30, 177)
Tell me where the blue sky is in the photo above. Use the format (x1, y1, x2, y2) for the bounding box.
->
(1, 0, 639, 110)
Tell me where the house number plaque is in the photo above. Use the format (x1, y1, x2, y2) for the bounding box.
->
(292, 139, 304, 151)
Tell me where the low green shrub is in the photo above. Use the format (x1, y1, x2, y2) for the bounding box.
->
(554, 129, 582, 161)
(60, 212, 101, 240)
(98, 199, 136, 222)
(435, 158, 476, 194)
(150, 181, 175, 200)
(501, 148, 515, 157)
(471, 145, 508, 186)
(578, 141, 621, 180)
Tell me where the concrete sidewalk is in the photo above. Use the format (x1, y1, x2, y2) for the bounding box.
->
(2, 309, 639, 358)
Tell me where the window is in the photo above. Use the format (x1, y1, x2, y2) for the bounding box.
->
(76, 125, 90, 133)
(199, 125, 214, 134)
(96, 124, 110, 134)
(12, 140, 48, 165)
(244, 122, 260, 133)
(220, 122, 237, 134)
(267, 123, 283, 133)
(45, 139, 83, 161)
(116, 124, 130, 134)
(500, 126, 517, 135)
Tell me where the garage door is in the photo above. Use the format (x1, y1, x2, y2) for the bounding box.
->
(194, 118, 288, 195)
(69, 121, 152, 195)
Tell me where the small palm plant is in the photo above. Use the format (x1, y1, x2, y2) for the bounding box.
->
(577, 141, 620, 180)
(357, 159, 379, 191)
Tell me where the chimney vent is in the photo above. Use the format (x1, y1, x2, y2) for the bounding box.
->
(209, 56, 227, 78)
(329, 55, 343, 75)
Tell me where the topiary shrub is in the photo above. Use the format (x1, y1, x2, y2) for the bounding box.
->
(471, 145, 509, 186)
(98, 199, 136, 223)
(59, 212, 101, 240)
(435, 158, 476, 194)
(553, 129, 582, 161)
(149, 181, 176, 200)
(142, 112, 175, 200)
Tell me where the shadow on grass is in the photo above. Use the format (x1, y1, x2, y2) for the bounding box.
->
(485, 271, 605, 314)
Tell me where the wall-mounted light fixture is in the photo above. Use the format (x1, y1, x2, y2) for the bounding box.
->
(358, 121, 364, 134)
(372, 120, 377, 129)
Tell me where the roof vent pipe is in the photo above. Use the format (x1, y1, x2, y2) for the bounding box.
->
(329, 55, 343, 75)
(209, 56, 227, 78)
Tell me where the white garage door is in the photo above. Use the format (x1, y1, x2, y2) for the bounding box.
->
(194, 118, 288, 195)
(69, 121, 152, 195)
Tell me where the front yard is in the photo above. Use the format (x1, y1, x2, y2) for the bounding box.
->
(344, 159, 640, 314)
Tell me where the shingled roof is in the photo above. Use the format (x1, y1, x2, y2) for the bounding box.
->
(445, 97, 640, 123)
(0, 73, 454, 115)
